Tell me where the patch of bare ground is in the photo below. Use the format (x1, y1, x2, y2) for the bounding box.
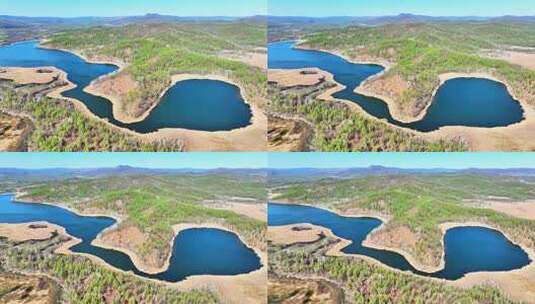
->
(268, 115, 312, 152)
(0, 112, 33, 151)
(482, 49, 535, 71)
(355, 73, 417, 122)
(205, 202, 266, 222)
(0, 221, 62, 242)
(467, 199, 535, 221)
(146, 112, 267, 151)
(362, 225, 446, 272)
(268, 68, 329, 88)
(365, 226, 418, 257)
(267, 223, 350, 258)
(0, 66, 72, 99)
(268, 225, 324, 246)
(0, 67, 61, 85)
(175, 265, 267, 304)
(0, 220, 80, 260)
(454, 263, 535, 304)
(84, 71, 141, 123)
(218, 50, 267, 70)
(268, 276, 343, 304)
(95, 222, 169, 274)
(0, 273, 60, 304)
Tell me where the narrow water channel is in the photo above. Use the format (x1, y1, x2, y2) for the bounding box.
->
(0, 41, 252, 133)
(268, 41, 524, 132)
(0, 194, 262, 282)
(268, 202, 531, 280)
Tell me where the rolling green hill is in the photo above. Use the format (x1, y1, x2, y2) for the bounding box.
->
(44, 21, 267, 120)
(272, 173, 535, 268)
(20, 172, 267, 270)
(301, 22, 535, 118)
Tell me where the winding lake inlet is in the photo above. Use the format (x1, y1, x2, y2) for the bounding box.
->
(268, 202, 531, 280)
(0, 194, 262, 282)
(268, 41, 525, 132)
(0, 41, 252, 133)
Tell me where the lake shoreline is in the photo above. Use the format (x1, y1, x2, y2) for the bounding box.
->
(168, 223, 267, 304)
(7, 193, 266, 303)
(269, 200, 442, 274)
(11, 193, 264, 275)
(286, 41, 535, 150)
(295, 41, 526, 126)
(2, 40, 267, 151)
(268, 201, 534, 283)
(3, 40, 266, 151)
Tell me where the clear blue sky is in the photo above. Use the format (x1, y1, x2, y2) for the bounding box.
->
(0, 153, 266, 169)
(1, 0, 266, 17)
(3, 153, 534, 170)
(269, 0, 535, 17)
(269, 153, 535, 169)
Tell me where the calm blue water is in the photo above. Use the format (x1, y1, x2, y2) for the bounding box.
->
(0, 41, 252, 132)
(268, 41, 524, 132)
(0, 194, 261, 282)
(268, 202, 531, 280)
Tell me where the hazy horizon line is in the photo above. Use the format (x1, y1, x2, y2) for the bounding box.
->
(0, 13, 263, 19)
(267, 13, 534, 18)
(1, 165, 534, 171)
(3, 13, 535, 19)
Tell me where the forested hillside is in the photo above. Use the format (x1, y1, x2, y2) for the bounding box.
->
(44, 21, 267, 120)
(272, 173, 535, 269)
(301, 22, 535, 119)
(20, 172, 267, 270)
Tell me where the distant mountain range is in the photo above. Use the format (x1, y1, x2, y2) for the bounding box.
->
(2, 166, 535, 184)
(0, 166, 267, 180)
(3, 13, 531, 45)
(3, 13, 534, 29)
(268, 13, 535, 26)
(0, 13, 263, 29)
(268, 166, 535, 181)
(0, 14, 266, 44)
(3, 165, 535, 178)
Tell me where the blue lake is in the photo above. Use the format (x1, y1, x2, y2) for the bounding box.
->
(0, 194, 262, 282)
(0, 41, 252, 132)
(268, 202, 531, 280)
(268, 41, 524, 132)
